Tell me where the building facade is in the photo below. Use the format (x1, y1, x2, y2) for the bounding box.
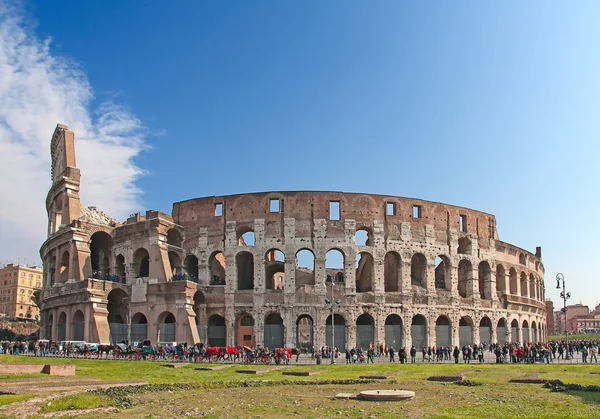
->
(0, 264, 43, 320)
(554, 304, 589, 334)
(39, 124, 547, 348)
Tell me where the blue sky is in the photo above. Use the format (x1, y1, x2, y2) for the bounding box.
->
(1, 1, 599, 311)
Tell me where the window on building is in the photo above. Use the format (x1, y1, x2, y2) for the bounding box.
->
(329, 201, 340, 220)
(21, 272, 24, 277)
(29, 274, 33, 278)
(269, 198, 280, 213)
(386, 202, 395, 216)
(36, 282, 41, 288)
(459, 214, 467, 233)
(412, 205, 421, 218)
(215, 203, 223, 217)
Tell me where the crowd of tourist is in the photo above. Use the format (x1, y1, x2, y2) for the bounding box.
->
(0, 338, 599, 364)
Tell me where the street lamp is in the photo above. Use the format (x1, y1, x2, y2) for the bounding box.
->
(556, 273, 571, 360)
(325, 279, 341, 364)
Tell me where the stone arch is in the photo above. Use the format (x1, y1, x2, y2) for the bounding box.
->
(57, 311, 67, 342)
(355, 227, 373, 246)
(47, 313, 54, 340)
(496, 264, 506, 293)
(115, 254, 126, 280)
(237, 313, 255, 347)
(326, 314, 346, 350)
(435, 315, 452, 347)
(384, 314, 403, 349)
(325, 249, 345, 284)
(531, 321, 537, 343)
(237, 228, 255, 246)
(264, 313, 284, 349)
(384, 251, 401, 292)
(166, 228, 183, 247)
(496, 318, 508, 345)
(458, 260, 472, 298)
(157, 311, 176, 343)
(520, 272, 528, 297)
(295, 249, 315, 285)
(529, 274, 536, 300)
(356, 313, 374, 350)
(72, 310, 84, 341)
(107, 288, 128, 343)
(457, 237, 472, 254)
(183, 254, 199, 280)
(478, 261, 492, 299)
(207, 314, 226, 347)
(89, 231, 113, 275)
(410, 253, 427, 287)
(511, 319, 519, 343)
(131, 312, 148, 343)
(59, 250, 70, 283)
(296, 315, 314, 349)
(355, 252, 374, 292)
(265, 249, 285, 290)
(509, 268, 518, 295)
(479, 316, 492, 345)
(236, 251, 254, 290)
(168, 251, 182, 277)
(209, 251, 226, 285)
(459, 316, 474, 347)
(133, 248, 150, 278)
(522, 319, 530, 342)
(411, 315, 427, 349)
(435, 255, 450, 290)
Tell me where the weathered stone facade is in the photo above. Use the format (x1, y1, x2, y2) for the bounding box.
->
(40, 124, 546, 348)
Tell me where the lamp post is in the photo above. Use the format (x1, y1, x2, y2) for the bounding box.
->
(556, 273, 571, 360)
(325, 279, 341, 365)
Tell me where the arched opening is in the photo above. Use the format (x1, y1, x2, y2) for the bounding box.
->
(458, 260, 472, 298)
(326, 314, 346, 350)
(531, 321, 537, 343)
(295, 249, 315, 285)
(497, 318, 508, 345)
(168, 251, 182, 278)
(107, 289, 128, 343)
(59, 251, 70, 283)
(522, 320, 530, 342)
(236, 251, 254, 290)
(479, 317, 492, 345)
(264, 313, 284, 349)
(411, 315, 427, 349)
(238, 230, 255, 246)
(209, 251, 226, 285)
(57, 312, 67, 342)
(355, 252, 374, 292)
(511, 319, 519, 343)
(478, 261, 492, 299)
(207, 315, 226, 347)
(411, 253, 427, 287)
(265, 249, 285, 290)
(496, 265, 506, 293)
(133, 248, 150, 278)
(183, 255, 199, 280)
(166, 228, 183, 247)
(89, 231, 113, 276)
(384, 314, 403, 349)
(72, 310, 84, 341)
(459, 317, 474, 347)
(457, 237, 472, 255)
(157, 312, 176, 343)
(49, 256, 56, 286)
(509, 268, 518, 295)
(237, 314, 254, 347)
(435, 315, 452, 348)
(435, 256, 449, 289)
(193, 291, 206, 341)
(47, 314, 54, 340)
(325, 249, 345, 285)
(355, 313, 374, 350)
(520, 272, 528, 297)
(296, 315, 314, 349)
(115, 254, 126, 280)
(131, 313, 148, 343)
(355, 228, 372, 246)
(529, 274, 536, 300)
(384, 252, 401, 292)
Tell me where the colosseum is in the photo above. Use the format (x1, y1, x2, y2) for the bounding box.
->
(40, 124, 546, 351)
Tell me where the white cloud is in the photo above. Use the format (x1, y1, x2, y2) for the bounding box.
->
(0, 3, 147, 265)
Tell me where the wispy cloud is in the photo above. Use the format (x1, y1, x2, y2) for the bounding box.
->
(0, 2, 147, 265)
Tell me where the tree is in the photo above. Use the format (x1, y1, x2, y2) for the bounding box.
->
(31, 290, 41, 308)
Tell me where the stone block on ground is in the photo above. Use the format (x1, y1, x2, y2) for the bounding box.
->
(162, 363, 187, 368)
(41, 364, 76, 376)
(282, 370, 325, 376)
(427, 375, 463, 382)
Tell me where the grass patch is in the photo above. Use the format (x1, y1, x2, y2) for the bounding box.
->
(0, 394, 34, 406)
(547, 333, 599, 341)
(40, 393, 119, 412)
